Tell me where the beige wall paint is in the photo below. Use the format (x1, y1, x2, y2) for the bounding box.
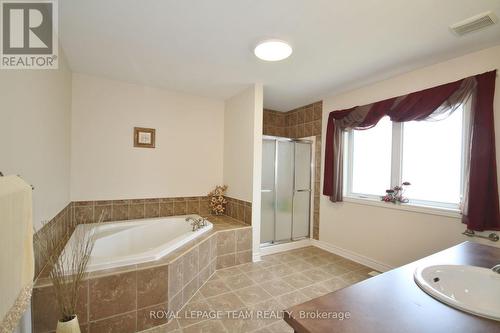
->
(223, 85, 261, 202)
(320, 45, 500, 268)
(251, 84, 263, 260)
(222, 83, 263, 259)
(0, 50, 72, 231)
(70, 73, 225, 200)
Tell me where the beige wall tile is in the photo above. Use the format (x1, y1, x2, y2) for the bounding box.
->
(145, 202, 160, 218)
(32, 281, 88, 333)
(112, 204, 129, 221)
(198, 239, 211, 270)
(182, 276, 199, 304)
(74, 205, 93, 224)
(94, 204, 111, 222)
(159, 202, 174, 217)
(217, 231, 236, 255)
(129, 203, 145, 220)
(182, 249, 199, 286)
(235, 229, 252, 252)
(168, 291, 183, 313)
(217, 253, 236, 269)
(173, 201, 187, 215)
(137, 266, 168, 309)
(89, 271, 137, 320)
(236, 250, 252, 265)
(89, 312, 136, 333)
(136, 303, 168, 331)
(168, 258, 183, 298)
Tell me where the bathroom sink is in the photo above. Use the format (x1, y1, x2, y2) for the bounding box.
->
(414, 265, 500, 321)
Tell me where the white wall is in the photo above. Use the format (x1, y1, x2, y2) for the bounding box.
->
(222, 84, 263, 260)
(223, 85, 261, 202)
(320, 45, 500, 268)
(70, 73, 225, 200)
(251, 84, 263, 261)
(0, 51, 72, 230)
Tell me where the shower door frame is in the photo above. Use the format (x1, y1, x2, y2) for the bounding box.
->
(261, 135, 314, 246)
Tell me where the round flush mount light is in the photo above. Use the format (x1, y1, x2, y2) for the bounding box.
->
(254, 40, 292, 61)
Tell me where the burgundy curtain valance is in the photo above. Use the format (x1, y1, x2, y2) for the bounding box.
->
(323, 70, 499, 231)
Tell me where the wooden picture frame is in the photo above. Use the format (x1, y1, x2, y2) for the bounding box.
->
(134, 127, 156, 148)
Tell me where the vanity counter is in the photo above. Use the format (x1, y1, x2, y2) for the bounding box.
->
(284, 241, 500, 333)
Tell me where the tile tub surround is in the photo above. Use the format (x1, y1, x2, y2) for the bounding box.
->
(33, 196, 214, 279)
(224, 196, 252, 225)
(73, 196, 212, 224)
(263, 101, 323, 240)
(140, 246, 373, 333)
(32, 216, 252, 333)
(33, 203, 76, 278)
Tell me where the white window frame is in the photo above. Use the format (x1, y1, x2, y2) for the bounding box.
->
(343, 102, 470, 217)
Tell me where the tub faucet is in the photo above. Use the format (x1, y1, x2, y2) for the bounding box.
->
(186, 216, 197, 224)
(492, 264, 500, 274)
(186, 217, 206, 231)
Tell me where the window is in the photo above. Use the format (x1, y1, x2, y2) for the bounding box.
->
(350, 117, 392, 196)
(344, 104, 468, 210)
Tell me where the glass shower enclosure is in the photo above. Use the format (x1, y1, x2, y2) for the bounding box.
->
(261, 136, 313, 245)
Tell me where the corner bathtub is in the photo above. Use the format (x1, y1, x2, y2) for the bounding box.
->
(65, 215, 213, 272)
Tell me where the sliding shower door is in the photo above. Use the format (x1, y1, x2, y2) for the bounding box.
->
(292, 142, 312, 239)
(261, 136, 312, 245)
(275, 140, 294, 242)
(261, 139, 276, 244)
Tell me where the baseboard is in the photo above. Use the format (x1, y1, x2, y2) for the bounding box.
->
(311, 239, 394, 272)
(255, 238, 394, 272)
(259, 239, 313, 256)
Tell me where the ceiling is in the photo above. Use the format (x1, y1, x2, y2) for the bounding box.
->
(60, 0, 500, 111)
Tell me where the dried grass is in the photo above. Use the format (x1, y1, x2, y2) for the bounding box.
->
(34, 213, 103, 322)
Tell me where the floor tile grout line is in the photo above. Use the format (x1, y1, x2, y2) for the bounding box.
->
(138, 248, 373, 333)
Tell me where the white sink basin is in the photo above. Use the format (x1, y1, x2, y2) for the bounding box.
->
(414, 265, 500, 321)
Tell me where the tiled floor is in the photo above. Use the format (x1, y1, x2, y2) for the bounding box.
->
(142, 246, 373, 333)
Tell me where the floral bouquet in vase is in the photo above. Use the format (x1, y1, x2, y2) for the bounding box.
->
(208, 185, 228, 215)
(381, 182, 411, 204)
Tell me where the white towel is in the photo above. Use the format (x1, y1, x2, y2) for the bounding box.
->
(0, 176, 34, 333)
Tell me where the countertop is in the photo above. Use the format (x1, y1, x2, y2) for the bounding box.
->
(284, 241, 500, 333)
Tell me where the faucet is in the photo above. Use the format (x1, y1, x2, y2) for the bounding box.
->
(492, 264, 500, 274)
(186, 216, 206, 231)
(185, 216, 197, 224)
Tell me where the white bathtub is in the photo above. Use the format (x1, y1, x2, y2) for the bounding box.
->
(64, 215, 213, 272)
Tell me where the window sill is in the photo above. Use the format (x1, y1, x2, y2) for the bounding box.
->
(342, 196, 462, 218)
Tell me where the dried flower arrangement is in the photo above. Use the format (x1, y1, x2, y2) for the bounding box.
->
(33, 213, 103, 333)
(208, 185, 228, 215)
(381, 182, 411, 204)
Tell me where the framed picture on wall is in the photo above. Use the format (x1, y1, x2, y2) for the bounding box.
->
(134, 127, 156, 148)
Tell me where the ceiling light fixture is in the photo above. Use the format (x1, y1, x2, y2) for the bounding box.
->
(254, 40, 292, 61)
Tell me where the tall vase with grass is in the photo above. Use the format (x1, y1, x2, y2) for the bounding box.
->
(34, 214, 102, 333)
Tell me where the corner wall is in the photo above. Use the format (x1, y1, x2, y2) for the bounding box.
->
(320, 45, 500, 269)
(0, 50, 72, 231)
(222, 84, 263, 259)
(70, 73, 225, 201)
(223, 85, 262, 202)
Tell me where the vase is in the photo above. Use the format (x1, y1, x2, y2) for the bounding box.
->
(56, 315, 81, 333)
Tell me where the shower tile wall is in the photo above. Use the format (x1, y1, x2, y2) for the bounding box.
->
(263, 101, 322, 239)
